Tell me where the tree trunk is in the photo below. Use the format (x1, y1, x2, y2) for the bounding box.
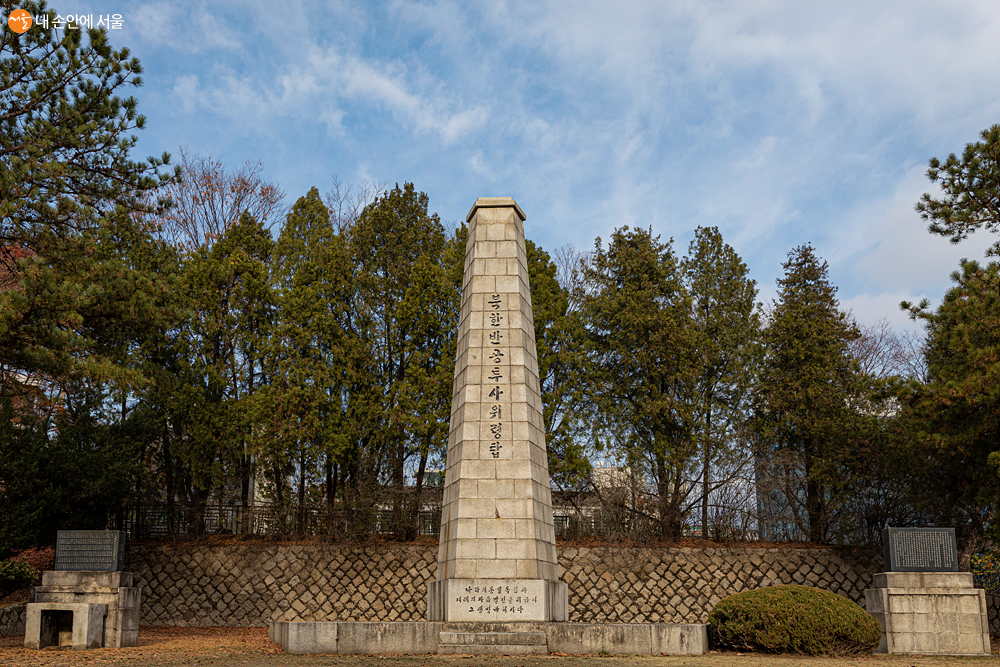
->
(805, 445, 826, 543)
(297, 452, 306, 534)
(702, 407, 711, 540)
(406, 442, 429, 541)
(163, 420, 176, 535)
(655, 451, 682, 540)
(240, 450, 251, 534)
(272, 464, 287, 535)
(806, 477, 825, 543)
(325, 457, 337, 539)
(392, 436, 406, 538)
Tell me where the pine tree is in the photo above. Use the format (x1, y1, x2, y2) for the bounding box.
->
(901, 127, 1000, 546)
(0, 3, 176, 395)
(901, 260, 1000, 545)
(916, 124, 1000, 256)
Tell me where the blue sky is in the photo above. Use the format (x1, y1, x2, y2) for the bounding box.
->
(51, 0, 1000, 330)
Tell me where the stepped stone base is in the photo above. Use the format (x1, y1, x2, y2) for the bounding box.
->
(270, 620, 708, 655)
(28, 571, 140, 649)
(439, 632, 548, 655)
(865, 572, 991, 655)
(439, 622, 548, 655)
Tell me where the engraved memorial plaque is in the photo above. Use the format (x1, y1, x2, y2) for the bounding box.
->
(54, 530, 125, 571)
(881, 527, 958, 572)
(441, 579, 548, 622)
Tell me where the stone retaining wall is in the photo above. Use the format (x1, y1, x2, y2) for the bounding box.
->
(125, 543, 890, 627)
(0, 602, 26, 635)
(0, 544, 993, 637)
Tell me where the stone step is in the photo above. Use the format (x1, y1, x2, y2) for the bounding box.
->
(439, 629, 548, 655)
(439, 631, 547, 646)
(441, 621, 548, 633)
(438, 643, 548, 656)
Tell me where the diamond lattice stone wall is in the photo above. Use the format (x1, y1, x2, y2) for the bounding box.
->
(426, 197, 568, 622)
(97, 541, 1000, 635)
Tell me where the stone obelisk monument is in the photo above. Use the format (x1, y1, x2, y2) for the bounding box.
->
(427, 197, 567, 623)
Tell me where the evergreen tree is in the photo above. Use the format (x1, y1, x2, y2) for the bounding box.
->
(215, 213, 276, 522)
(0, 384, 148, 555)
(525, 240, 591, 489)
(581, 227, 700, 539)
(347, 183, 453, 538)
(0, 2, 176, 395)
(143, 211, 274, 533)
(900, 127, 1000, 547)
(757, 245, 861, 544)
(262, 188, 351, 535)
(901, 260, 1000, 546)
(916, 124, 1000, 256)
(682, 227, 761, 539)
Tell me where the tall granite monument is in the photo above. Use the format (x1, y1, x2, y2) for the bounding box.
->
(427, 197, 568, 622)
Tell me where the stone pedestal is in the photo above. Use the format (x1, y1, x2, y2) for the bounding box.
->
(428, 197, 567, 622)
(24, 602, 106, 650)
(28, 571, 140, 648)
(864, 572, 991, 655)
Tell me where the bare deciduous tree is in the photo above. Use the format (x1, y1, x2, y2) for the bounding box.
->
(324, 176, 385, 234)
(156, 149, 285, 250)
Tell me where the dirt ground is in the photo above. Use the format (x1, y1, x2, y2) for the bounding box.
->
(0, 628, 996, 667)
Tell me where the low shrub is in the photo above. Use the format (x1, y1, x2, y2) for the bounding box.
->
(709, 584, 881, 655)
(0, 559, 39, 598)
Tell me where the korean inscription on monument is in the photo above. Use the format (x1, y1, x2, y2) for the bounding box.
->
(487, 293, 504, 459)
(882, 527, 958, 572)
(456, 581, 541, 617)
(54, 530, 125, 571)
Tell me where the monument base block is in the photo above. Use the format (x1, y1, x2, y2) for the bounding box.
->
(24, 602, 106, 650)
(427, 579, 568, 622)
(864, 572, 991, 655)
(29, 571, 141, 648)
(270, 620, 709, 655)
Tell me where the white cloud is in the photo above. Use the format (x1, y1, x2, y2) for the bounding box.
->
(124, 0, 1000, 341)
(844, 165, 994, 295)
(171, 74, 200, 113)
(840, 292, 924, 334)
(129, 2, 243, 53)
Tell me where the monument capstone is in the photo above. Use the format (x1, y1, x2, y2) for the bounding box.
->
(426, 197, 568, 622)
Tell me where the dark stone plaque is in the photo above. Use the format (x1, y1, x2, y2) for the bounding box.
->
(54, 530, 125, 572)
(882, 527, 958, 572)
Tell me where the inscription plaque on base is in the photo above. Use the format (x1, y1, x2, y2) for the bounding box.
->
(882, 527, 958, 573)
(54, 530, 125, 572)
(428, 578, 568, 622)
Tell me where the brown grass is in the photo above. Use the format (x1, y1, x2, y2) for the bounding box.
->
(0, 627, 994, 667)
